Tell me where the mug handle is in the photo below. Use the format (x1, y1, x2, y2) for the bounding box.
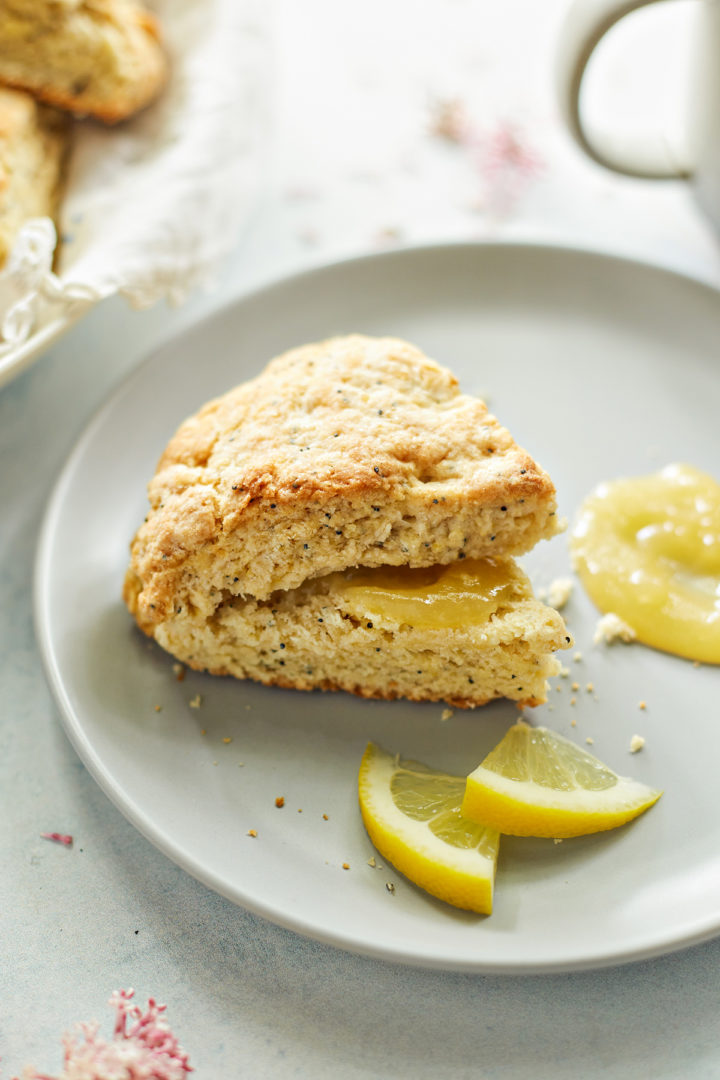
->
(556, 0, 693, 178)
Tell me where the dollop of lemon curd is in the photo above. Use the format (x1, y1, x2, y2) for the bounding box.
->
(570, 464, 720, 663)
(337, 557, 527, 629)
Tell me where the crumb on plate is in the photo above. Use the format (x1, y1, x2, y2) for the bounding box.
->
(547, 577, 573, 610)
(593, 612, 637, 645)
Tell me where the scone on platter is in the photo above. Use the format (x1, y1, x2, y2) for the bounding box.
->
(0, 86, 69, 267)
(124, 335, 571, 707)
(0, 0, 168, 124)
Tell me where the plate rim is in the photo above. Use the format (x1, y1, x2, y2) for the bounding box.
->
(34, 239, 720, 975)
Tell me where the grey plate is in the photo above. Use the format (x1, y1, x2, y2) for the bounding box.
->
(35, 242, 720, 973)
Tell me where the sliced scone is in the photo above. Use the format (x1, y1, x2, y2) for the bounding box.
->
(0, 86, 69, 267)
(0, 0, 168, 124)
(124, 335, 570, 707)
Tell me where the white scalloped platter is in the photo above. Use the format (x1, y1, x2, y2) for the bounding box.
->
(36, 243, 720, 973)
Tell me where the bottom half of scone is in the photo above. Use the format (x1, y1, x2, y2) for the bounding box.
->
(124, 556, 571, 708)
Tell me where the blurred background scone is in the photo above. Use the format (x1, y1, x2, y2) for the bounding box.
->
(0, 0, 267, 382)
(0, 0, 168, 123)
(0, 86, 69, 267)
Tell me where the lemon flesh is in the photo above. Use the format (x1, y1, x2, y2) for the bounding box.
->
(461, 722, 662, 838)
(358, 743, 500, 914)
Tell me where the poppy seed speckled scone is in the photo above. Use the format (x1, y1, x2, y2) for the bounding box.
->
(0, 0, 168, 124)
(124, 335, 571, 707)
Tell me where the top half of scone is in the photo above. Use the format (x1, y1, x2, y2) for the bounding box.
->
(126, 335, 562, 629)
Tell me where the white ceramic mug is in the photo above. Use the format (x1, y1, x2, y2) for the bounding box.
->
(556, 0, 720, 230)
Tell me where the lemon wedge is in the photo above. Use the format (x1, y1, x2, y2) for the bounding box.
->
(358, 743, 500, 914)
(461, 721, 662, 838)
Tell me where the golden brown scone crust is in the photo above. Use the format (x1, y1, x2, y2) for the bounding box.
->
(125, 335, 561, 632)
(0, 0, 167, 123)
(0, 86, 69, 267)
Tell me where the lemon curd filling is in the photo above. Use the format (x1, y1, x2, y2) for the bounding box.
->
(337, 557, 526, 629)
(570, 464, 720, 664)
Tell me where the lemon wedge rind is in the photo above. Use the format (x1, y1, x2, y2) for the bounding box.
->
(358, 743, 500, 914)
(461, 723, 662, 839)
(462, 768, 662, 838)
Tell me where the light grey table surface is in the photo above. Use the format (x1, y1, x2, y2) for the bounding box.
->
(3, 2, 720, 1076)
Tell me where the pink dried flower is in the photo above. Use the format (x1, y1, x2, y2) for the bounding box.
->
(477, 121, 543, 180)
(474, 121, 544, 214)
(40, 833, 73, 848)
(16, 990, 192, 1080)
(427, 99, 544, 216)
